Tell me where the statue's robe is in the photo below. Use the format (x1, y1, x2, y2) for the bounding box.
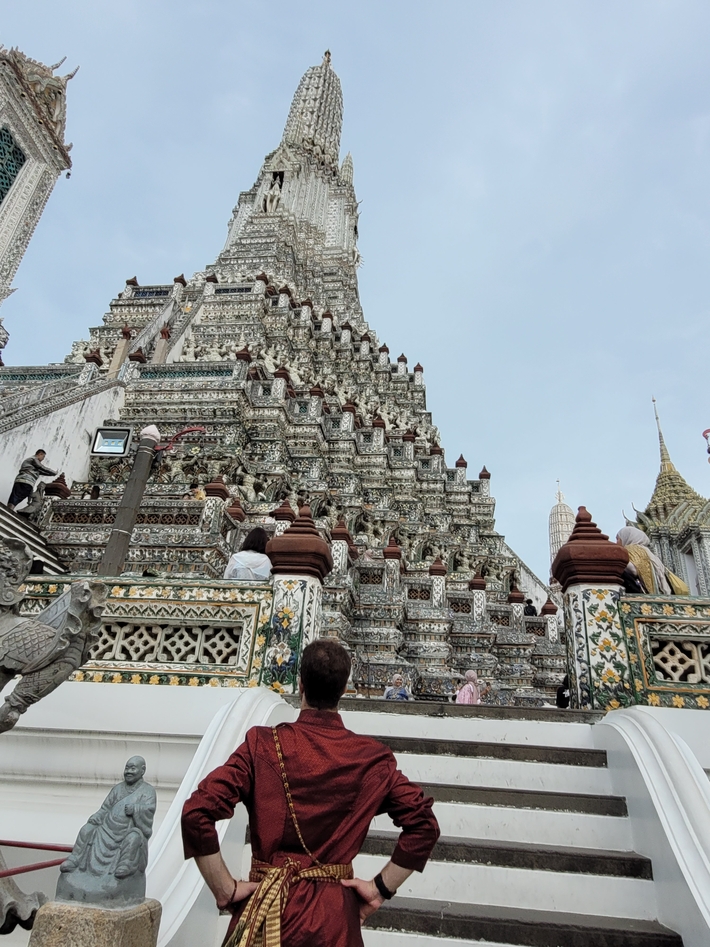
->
(182, 709, 440, 947)
(68, 779, 156, 878)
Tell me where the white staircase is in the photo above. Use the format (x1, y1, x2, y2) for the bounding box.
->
(2, 687, 709, 946)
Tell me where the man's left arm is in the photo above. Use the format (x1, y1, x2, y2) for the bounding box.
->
(343, 759, 440, 922)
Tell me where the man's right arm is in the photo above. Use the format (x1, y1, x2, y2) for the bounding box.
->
(182, 736, 258, 909)
(181, 737, 255, 858)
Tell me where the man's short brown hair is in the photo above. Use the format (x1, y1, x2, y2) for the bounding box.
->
(300, 639, 351, 709)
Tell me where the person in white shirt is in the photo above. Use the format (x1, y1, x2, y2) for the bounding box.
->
(223, 528, 272, 581)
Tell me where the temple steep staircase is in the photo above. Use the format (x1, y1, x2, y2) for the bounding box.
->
(3, 688, 707, 946)
(340, 702, 684, 947)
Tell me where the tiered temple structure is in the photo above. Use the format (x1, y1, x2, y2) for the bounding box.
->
(1, 54, 564, 702)
(0, 46, 74, 349)
(629, 401, 710, 596)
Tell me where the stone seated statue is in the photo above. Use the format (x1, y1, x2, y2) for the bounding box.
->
(56, 757, 156, 905)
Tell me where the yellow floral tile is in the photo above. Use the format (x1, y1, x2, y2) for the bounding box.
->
(697, 696, 709, 709)
(648, 693, 661, 706)
(672, 695, 685, 708)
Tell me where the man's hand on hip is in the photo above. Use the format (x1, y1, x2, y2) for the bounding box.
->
(341, 878, 385, 923)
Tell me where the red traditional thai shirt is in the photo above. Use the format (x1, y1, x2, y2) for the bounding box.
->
(182, 708, 440, 947)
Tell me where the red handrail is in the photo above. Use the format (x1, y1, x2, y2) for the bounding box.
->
(0, 840, 73, 879)
(0, 858, 66, 879)
(0, 840, 73, 853)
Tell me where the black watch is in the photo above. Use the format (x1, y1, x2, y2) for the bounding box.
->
(374, 872, 395, 900)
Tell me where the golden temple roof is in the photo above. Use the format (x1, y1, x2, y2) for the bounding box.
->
(643, 399, 706, 525)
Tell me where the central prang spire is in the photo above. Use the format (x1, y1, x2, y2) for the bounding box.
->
(281, 50, 343, 169)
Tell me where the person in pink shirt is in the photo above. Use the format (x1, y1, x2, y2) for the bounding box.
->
(455, 670, 487, 705)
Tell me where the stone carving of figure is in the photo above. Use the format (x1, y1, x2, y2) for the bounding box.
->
(17, 481, 46, 525)
(0, 538, 107, 733)
(57, 757, 156, 905)
(0, 849, 44, 934)
(265, 178, 281, 213)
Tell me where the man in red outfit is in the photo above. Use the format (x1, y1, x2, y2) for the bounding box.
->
(182, 639, 439, 946)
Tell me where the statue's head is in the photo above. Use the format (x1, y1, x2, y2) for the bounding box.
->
(124, 756, 146, 785)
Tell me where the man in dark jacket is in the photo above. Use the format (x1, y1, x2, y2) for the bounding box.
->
(8, 451, 57, 511)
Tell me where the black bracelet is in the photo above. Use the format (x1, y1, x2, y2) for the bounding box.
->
(374, 872, 395, 900)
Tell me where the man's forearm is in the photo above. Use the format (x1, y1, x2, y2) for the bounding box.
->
(380, 860, 413, 894)
(195, 851, 235, 907)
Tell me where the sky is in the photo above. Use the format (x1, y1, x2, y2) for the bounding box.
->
(3, 0, 710, 582)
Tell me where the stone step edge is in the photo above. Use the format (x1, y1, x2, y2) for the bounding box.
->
(362, 831, 651, 879)
(300, 696, 605, 724)
(366, 898, 682, 947)
(372, 734, 608, 768)
(420, 782, 627, 816)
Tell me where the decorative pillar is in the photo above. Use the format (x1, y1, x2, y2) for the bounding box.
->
(551, 507, 631, 710)
(378, 344, 389, 368)
(397, 353, 407, 376)
(540, 596, 559, 642)
(108, 325, 133, 377)
(262, 506, 333, 694)
(271, 498, 297, 536)
(413, 362, 424, 387)
(478, 466, 491, 497)
(507, 584, 525, 630)
(330, 519, 357, 575)
(150, 324, 171, 364)
(469, 570, 486, 621)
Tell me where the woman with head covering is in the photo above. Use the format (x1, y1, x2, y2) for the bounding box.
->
(223, 528, 272, 581)
(383, 673, 413, 701)
(616, 527, 688, 595)
(456, 670, 485, 705)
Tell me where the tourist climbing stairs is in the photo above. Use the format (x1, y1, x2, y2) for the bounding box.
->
(337, 701, 684, 947)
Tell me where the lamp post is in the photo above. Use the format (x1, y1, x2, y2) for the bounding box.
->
(97, 424, 206, 577)
(98, 425, 161, 577)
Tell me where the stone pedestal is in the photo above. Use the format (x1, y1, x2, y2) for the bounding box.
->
(29, 899, 161, 947)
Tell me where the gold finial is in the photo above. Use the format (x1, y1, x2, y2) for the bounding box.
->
(555, 479, 564, 504)
(324, 50, 331, 64)
(652, 397, 673, 472)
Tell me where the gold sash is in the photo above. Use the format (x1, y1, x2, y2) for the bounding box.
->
(224, 726, 353, 947)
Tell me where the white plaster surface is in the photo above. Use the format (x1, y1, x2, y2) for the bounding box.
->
(371, 805, 633, 852)
(0, 384, 125, 504)
(341, 709, 595, 749)
(363, 935, 519, 947)
(390, 751, 612, 795)
(353, 854, 656, 920)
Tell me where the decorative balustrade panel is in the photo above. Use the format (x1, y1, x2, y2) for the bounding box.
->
(19, 578, 273, 687)
(619, 595, 710, 709)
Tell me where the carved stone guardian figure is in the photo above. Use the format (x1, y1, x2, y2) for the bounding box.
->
(56, 757, 157, 905)
(0, 538, 107, 733)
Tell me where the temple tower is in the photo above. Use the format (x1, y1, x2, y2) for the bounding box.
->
(633, 400, 710, 594)
(0, 47, 74, 355)
(548, 483, 575, 566)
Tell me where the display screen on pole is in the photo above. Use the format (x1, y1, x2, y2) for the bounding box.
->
(91, 427, 133, 456)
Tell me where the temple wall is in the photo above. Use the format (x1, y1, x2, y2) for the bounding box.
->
(0, 384, 124, 504)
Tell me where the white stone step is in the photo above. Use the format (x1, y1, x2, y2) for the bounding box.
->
(341, 709, 595, 750)
(392, 752, 613, 795)
(372, 801, 633, 851)
(353, 853, 658, 922)
(363, 931, 518, 947)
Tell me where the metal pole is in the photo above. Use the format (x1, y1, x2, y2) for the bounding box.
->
(98, 427, 160, 577)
